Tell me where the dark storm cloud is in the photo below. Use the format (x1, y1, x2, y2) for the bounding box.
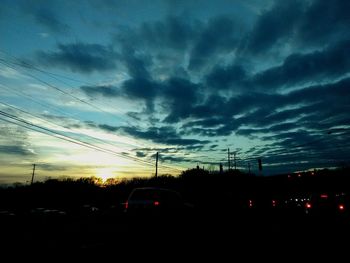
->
(188, 16, 239, 70)
(236, 122, 297, 137)
(253, 40, 350, 90)
(120, 126, 209, 146)
(139, 15, 196, 51)
(249, 126, 350, 169)
(182, 77, 350, 138)
(81, 78, 159, 112)
(19, 0, 70, 34)
(242, 0, 350, 55)
(206, 64, 247, 90)
(134, 145, 204, 155)
(81, 76, 203, 122)
(121, 78, 159, 101)
(114, 14, 243, 72)
(287, 77, 350, 105)
(34, 7, 70, 34)
(162, 78, 203, 123)
(120, 45, 151, 79)
(136, 151, 146, 158)
(244, 0, 302, 55)
(81, 85, 119, 97)
(0, 145, 33, 156)
(98, 124, 119, 132)
(120, 78, 160, 112)
(181, 93, 280, 137)
(297, 0, 350, 46)
(186, 95, 229, 120)
(184, 116, 229, 129)
(156, 154, 191, 163)
(36, 43, 118, 73)
(97, 123, 209, 146)
(241, 77, 350, 129)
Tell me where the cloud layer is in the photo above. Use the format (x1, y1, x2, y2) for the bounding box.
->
(2, 0, 349, 175)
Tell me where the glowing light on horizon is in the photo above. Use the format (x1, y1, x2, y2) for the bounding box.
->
(95, 167, 117, 182)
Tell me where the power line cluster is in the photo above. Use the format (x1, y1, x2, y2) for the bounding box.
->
(1, 50, 349, 177)
(0, 52, 182, 174)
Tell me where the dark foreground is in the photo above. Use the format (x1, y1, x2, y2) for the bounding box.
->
(1, 210, 350, 259)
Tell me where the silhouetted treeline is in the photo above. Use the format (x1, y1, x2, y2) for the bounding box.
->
(1, 167, 350, 212)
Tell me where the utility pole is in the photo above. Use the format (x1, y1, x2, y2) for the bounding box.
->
(227, 148, 231, 171)
(258, 158, 262, 176)
(233, 152, 237, 171)
(155, 152, 158, 178)
(31, 164, 36, 185)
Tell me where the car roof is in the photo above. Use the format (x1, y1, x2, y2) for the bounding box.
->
(128, 187, 182, 200)
(130, 187, 179, 192)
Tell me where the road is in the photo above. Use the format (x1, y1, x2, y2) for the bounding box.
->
(1, 210, 350, 258)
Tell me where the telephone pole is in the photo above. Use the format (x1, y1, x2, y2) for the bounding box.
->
(258, 158, 262, 176)
(227, 148, 231, 171)
(233, 152, 237, 171)
(155, 152, 159, 178)
(31, 164, 36, 185)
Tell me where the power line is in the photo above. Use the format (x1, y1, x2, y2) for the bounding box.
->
(0, 57, 158, 149)
(0, 83, 149, 152)
(0, 54, 209, 166)
(0, 54, 143, 124)
(0, 100, 141, 152)
(0, 59, 116, 117)
(0, 109, 181, 172)
(0, 86, 182, 172)
(0, 50, 92, 85)
(0, 83, 78, 119)
(0, 113, 180, 173)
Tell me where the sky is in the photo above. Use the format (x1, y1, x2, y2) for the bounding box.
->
(0, 0, 350, 184)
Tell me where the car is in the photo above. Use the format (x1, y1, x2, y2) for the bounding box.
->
(124, 187, 190, 215)
(305, 192, 348, 217)
(124, 187, 195, 234)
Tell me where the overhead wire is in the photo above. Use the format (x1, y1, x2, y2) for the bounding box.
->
(0, 109, 181, 172)
(0, 56, 164, 150)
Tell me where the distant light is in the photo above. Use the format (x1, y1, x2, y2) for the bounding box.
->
(339, 204, 345, 211)
(125, 201, 128, 209)
(306, 203, 312, 209)
(298, 174, 301, 177)
(154, 201, 160, 206)
(272, 200, 276, 207)
(320, 194, 328, 199)
(288, 175, 291, 178)
(311, 172, 315, 176)
(249, 200, 253, 208)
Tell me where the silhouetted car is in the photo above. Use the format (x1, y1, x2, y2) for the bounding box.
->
(124, 187, 190, 215)
(305, 192, 348, 217)
(246, 196, 280, 211)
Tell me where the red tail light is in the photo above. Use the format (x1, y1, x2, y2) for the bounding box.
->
(125, 201, 128, 209)
(306, 203, 312, 209)
(154, 201, 160, 206)
(339, 204, 345, 211)
(320, 194, 328, 199)
(249, 200, 253, 208)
